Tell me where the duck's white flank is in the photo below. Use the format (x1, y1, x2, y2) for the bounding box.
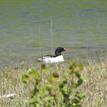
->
(38, 55, 64, 64)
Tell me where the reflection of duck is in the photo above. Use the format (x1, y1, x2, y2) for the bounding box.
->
(37, 47, 67, 64)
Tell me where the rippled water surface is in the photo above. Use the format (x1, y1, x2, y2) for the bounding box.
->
(0, 0, 107, 66)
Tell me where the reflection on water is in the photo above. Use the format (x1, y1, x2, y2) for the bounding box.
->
(0, 0, 107, 66)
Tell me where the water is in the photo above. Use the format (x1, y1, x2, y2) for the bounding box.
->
(0, 0, 107, 67)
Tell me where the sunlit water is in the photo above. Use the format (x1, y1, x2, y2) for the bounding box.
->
(0, 0, 107, 67)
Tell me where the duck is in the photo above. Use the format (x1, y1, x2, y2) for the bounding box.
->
(37, 47, 67, 64)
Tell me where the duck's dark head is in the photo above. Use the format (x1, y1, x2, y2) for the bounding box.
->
(55, 47, 66, 56)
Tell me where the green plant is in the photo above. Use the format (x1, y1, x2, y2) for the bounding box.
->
(22, 62, 85, 107)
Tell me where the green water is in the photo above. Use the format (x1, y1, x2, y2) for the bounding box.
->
(0, 0, 107, 66)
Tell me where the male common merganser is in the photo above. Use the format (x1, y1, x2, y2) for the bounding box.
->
(37, 47, 66, 64)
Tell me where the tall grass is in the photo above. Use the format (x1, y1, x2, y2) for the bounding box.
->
(0, 59, 107, 107)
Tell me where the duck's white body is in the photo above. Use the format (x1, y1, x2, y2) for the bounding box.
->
(37, 47, 66, 64)
(38, 55, 64, 64)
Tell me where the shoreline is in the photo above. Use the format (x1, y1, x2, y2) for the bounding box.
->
(0, 59, 107, 107)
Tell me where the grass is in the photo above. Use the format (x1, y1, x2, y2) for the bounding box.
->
(0, 59, 107, 107)
(82, 60, 107, 107)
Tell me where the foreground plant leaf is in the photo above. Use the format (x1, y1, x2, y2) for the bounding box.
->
(22, 61, 85, 107)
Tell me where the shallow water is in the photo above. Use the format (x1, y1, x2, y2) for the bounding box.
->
(0, 0, 107, 67)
